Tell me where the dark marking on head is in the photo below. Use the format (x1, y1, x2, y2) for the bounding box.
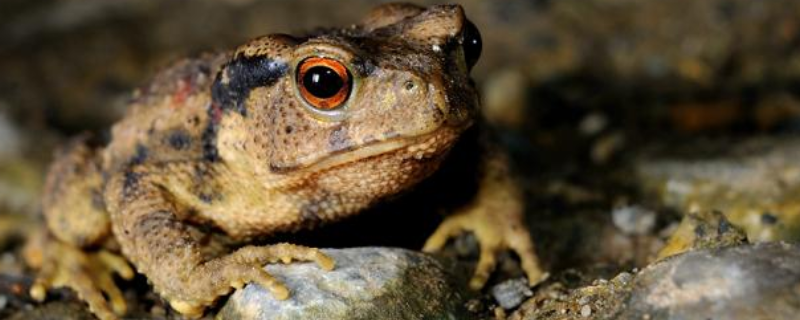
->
(761, 212, 779, 225)
(201, 103, 222, 162)
(167, 130, 192, 150)
(211, 55, 288, 117)
(328, 124, 352, 151)
(130, 144, 149, 166)
(351, 57, 376, 76)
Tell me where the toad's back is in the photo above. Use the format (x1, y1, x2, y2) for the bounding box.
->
(101, 54, 229, 173)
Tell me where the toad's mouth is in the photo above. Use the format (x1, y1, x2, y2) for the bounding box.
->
(270, 123, 469, 174)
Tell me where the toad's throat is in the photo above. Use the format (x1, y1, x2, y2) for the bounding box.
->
(269, 124, 468, 174)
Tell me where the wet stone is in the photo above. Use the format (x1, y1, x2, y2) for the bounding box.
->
(634, 137, 800, 242)
(491, 277, 533, 310)
(512, 243, 800, 320)
(620, 242, 800, 320)
(218, 247, 474, 320)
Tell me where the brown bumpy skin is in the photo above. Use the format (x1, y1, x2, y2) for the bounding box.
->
(26, 3, 545, 319)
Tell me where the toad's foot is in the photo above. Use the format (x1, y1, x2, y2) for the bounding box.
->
(423, 208, 547, 290)
(166, 243, 334, 318)
(24, 232, 134, 320)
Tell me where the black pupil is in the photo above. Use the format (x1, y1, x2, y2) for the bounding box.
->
(302, 66, 344, 98)
(463, 20, 482, 70)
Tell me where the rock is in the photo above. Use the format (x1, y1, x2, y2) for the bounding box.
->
(611, 205, 657, 236)
(579, 304, 591, 317)
(620, 242, 800, 320)
(635, 137, 800, 242)
(218, 247, 475, 320)
(491, 277, 533, 310)
(513, 242, 800, 320)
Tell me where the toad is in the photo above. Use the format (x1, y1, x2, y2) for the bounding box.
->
(24, 3, 545, 319)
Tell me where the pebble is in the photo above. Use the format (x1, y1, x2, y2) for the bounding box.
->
(580, 305, 592, 317)
(491, 277, 533, 310)
(612, 205, 657, 235)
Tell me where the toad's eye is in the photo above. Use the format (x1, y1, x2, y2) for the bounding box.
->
(297, 57, 352, 110)
(462, 20, 482, 70)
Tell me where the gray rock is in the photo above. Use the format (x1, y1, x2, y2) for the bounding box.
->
(611, 205, 657, 236)
(218, 247, 474, 320)
(620, 242, 800, 320)
(491, 278, 532, 310)
(633, 137, 800, 242)
(512, 243, 800, 320)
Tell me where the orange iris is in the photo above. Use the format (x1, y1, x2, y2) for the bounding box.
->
(297, 57, 352, 110)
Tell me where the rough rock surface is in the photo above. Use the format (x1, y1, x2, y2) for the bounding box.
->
(620, 242, 800, 320)
(635, 137, 800, 242)
(512, 242, 800, 320)
(218, 247, 473, 320)
(491, 277, 533, 310)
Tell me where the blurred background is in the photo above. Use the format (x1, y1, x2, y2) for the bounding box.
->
(3, 0, 800, 318)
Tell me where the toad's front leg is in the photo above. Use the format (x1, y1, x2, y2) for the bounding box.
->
(423, 152, 547, 289)
(105, 167, 333, 318)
